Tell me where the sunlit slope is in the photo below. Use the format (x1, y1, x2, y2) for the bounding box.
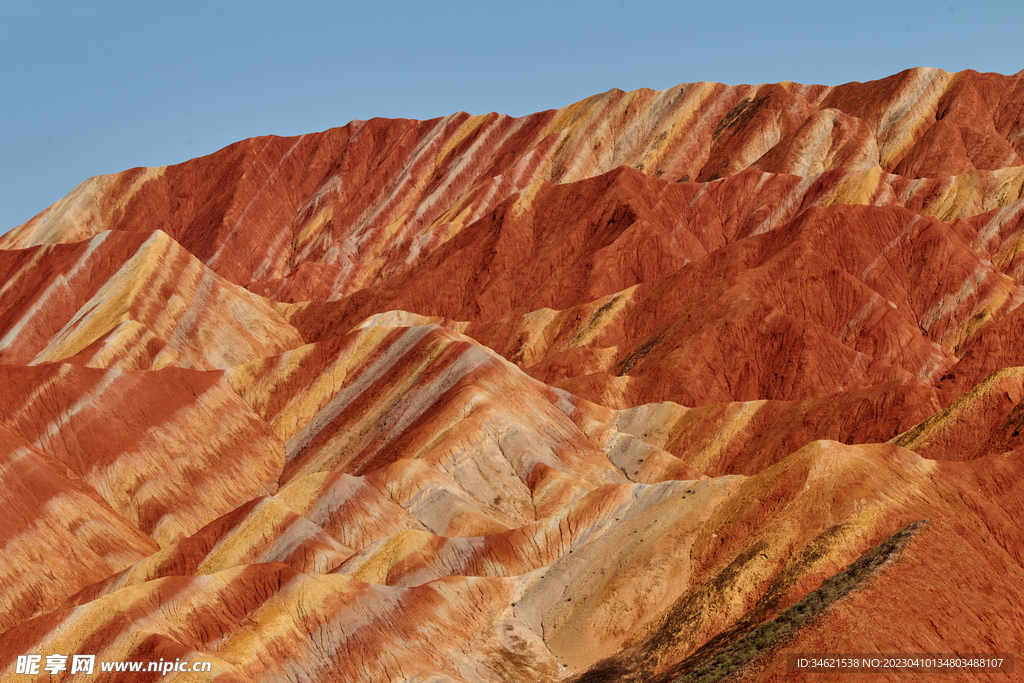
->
(5, 67, 1023, 297)
(2, 68, 1024, 682)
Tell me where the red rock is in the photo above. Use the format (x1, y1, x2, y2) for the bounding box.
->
(3, 68, 1024, 682)
(0, 363, 285, 544)
(0, 422, 157, 630)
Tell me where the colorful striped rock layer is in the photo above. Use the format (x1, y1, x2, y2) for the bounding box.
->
(3, 67, 1024, 682)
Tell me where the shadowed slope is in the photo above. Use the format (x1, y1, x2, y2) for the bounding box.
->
(287, 175, 1022, 411)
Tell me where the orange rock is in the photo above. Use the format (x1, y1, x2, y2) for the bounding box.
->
(4, 68, 1024, 682)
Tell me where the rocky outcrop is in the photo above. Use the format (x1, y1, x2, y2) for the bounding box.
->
(3, 67, 1024, 682)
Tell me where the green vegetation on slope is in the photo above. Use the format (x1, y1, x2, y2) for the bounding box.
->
(673, 520, 926, 683)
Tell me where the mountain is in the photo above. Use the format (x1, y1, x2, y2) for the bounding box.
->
(2, 66, 1024, 682)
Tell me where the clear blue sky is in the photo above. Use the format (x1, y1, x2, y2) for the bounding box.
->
(2, 0, 1022, 234)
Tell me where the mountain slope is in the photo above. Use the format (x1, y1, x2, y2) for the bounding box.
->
(2, 67, 1024, 682)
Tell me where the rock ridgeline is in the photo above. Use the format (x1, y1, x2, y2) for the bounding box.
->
(2, 67, 1024, 682)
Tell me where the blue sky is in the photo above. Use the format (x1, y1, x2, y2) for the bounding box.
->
(2, 0, 1022, 234)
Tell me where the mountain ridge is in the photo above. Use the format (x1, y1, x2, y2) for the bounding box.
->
(3, 67, 1024, 681)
